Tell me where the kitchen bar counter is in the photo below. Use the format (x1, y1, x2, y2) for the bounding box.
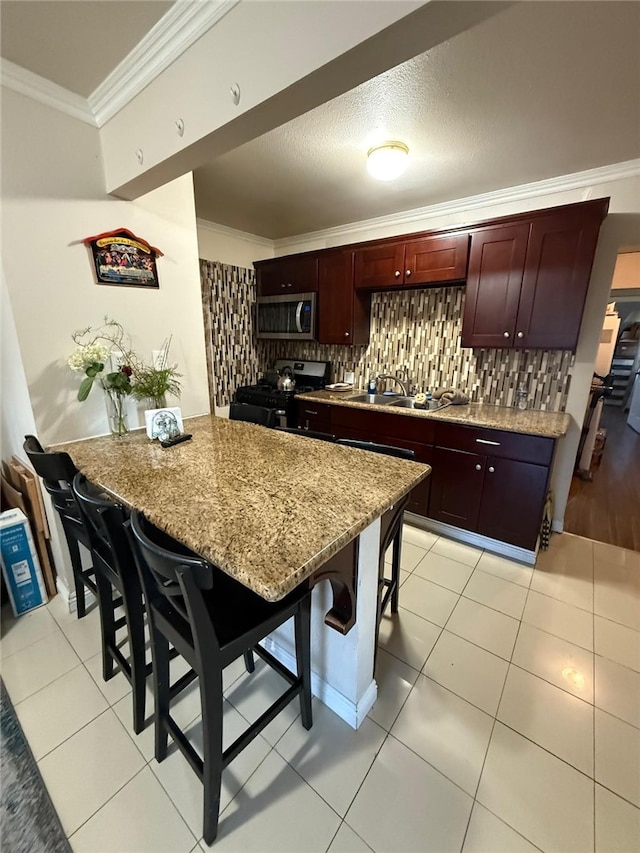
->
(296, 390, 571, 438)
(55, 413, 430, 729)
(54, 414, 429, 602)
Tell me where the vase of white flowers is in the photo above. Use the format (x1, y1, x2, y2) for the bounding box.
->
(68, 319, 136, 437)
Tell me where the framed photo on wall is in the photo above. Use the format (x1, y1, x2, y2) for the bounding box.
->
(83, 228, 163, 288)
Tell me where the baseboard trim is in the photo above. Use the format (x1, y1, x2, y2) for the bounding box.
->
(262, 636, 377, 730)
(55, 576, 72, 610)
(55, 577, 96, 614)
(405, 513, 537, 565)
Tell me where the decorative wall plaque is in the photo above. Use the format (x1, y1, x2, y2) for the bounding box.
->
(83, 228, 163, 288)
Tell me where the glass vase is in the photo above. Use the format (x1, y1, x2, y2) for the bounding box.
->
(104, 390, 129, 437)
(146, 394, 167, 410)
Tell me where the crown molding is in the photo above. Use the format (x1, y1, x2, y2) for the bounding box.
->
(196, 218, 274, 248)
(0, 58, 97, 126)
(274, 159, 640, 252)
(89, 0, 240, 127)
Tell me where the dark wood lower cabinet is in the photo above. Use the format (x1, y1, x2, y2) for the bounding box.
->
(428, 447, 484, 531)
(477, 456, 549, 549)
(428, 426, 553, 550)
(297, 402, 332, 432)
(334, 423, 433, 515)
(294, 400, 555, 551)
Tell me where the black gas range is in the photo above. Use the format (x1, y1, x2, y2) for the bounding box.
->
(234, 360, 331, 427)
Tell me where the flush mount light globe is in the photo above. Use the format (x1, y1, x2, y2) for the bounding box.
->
(366, 141, 409, 181)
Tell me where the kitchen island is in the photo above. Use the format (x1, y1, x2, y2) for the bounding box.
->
(54, 414, 430, 727)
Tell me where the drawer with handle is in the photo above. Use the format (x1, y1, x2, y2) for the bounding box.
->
(296, 401, 332, 432)
(433, 422, 554, 466)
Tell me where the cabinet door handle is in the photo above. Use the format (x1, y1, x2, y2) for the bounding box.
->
(475, 463, 482, 471)
(517, 331, 524, 339)
(405, 269, 411, 276)
(304, 409, 318, 415)
(287, 283, 293, 288)
(281, 283, 286, 288)
(394, 270, 401, 277)
(503, 331, 510, 338)
(488, 466, 495, 473)
(476, 438, 501, 446)
(344, 331, 350, 337)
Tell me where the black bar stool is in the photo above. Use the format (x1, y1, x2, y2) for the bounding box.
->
(229, 402, 275, 427)
(72, 474, 154, 734)
(335, 439, 415, 652)
(127, 510, 313, 845)
(274, 427, 337, 442)
(23, 435, 96, 617)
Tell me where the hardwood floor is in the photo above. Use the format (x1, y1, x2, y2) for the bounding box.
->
(565, 405, 640, 552)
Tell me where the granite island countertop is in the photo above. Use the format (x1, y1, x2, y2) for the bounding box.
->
(54, 414, 430, 601)
(296, 390, 571, 438)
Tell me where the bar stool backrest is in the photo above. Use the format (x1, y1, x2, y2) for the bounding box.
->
(229, 402, 275, 427)
(127, 510, 217, 661)
(23, 434, 82, 521)
(335, 438, 415, 460)
(72, 474, 129, 577)
(274, 427, 336, 442)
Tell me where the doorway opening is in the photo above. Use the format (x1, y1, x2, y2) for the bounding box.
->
(564, 251, 640, 552)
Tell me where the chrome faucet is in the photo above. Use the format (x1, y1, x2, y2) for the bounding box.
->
(376, 372, 410, 396)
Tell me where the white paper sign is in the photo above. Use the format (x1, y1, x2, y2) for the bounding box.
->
(144, 406, 184, 440)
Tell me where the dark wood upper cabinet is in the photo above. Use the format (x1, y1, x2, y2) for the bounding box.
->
(317, 251, 371, 346)
(404, 233, 469, 285)
(516, 209, 604, 350)
(354, 232, 469, 290)
(461, 223, 529, 349)
(353, 242, 405, 289)
(462, 199, 608, 350)
(254, 197, 609, 348)
(255, 255, 318, 295)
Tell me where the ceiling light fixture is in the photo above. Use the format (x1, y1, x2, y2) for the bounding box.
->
(366, 141, 409, 181)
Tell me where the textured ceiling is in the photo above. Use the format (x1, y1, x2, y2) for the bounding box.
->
(0, 1, 172, 97)
(1, 1, 638, 239)
(193, 1, 640, 239)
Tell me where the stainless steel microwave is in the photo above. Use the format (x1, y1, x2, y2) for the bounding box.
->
(256, 292, 316, 340)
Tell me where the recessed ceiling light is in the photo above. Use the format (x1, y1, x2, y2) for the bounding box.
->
(366, 141, 409, 181)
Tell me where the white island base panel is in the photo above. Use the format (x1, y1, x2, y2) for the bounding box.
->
(263, 518, 381, 730)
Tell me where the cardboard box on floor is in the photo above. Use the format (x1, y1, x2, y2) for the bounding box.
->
(0, 458, 57, 598)
(0, 508, 47, 615)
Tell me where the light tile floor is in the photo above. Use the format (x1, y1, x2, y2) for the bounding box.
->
(1, 528, 639, 852)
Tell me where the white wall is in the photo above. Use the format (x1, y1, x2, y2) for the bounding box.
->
(1, 88, 210, 448)
(1, 263, 73, 591)
(197, 220, 273, 268)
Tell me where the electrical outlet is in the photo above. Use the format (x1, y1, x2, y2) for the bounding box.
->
(344, 370, 355, 385)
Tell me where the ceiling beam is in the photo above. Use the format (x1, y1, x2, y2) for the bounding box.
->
(101, 1, 512, 200)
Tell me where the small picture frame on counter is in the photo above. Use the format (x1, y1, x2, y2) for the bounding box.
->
(145, 406, 184, 442)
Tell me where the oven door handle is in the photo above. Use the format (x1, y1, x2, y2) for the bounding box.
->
(295, 301, 303, 333)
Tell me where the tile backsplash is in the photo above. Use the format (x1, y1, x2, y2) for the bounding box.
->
(200, 260, 572, 411)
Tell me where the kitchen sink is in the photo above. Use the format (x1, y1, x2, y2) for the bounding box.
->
(388, 397, 452, 410)
(387, 398, 419, 408)
(348, 394, 399, 405)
